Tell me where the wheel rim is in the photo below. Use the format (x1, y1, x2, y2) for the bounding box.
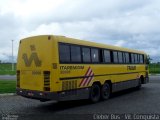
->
(91, 85, 100, 102)
(92, 87, 99, 97)
(102, 83, 110, 99)
(103, 86, 109, 96)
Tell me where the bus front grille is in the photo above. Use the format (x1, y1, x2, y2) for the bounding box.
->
(62, 80, 77, 91)
(43, 71, 50, 91)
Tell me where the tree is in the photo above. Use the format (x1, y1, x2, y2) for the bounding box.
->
(146, 55, 152, 64)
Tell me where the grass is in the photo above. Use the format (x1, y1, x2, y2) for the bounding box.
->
(0, 63, 159, 75)
(0, 80, 16, 94)
(0, 63, 158, 94)
(149, 64, 160, 74)
(0, 63, 16, 75)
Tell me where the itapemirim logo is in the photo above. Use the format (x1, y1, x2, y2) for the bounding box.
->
(22, 45, 42, 67)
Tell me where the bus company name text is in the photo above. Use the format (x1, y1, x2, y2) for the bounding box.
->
(60, 65, 84, 74)
(60, 66, 84, 70)
(127, 66, 136, 70)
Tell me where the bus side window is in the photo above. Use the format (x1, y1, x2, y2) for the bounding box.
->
(140, 55, 144, 64)
(99, 49, 104, 63)
(123, 52, 126, 63)
(110, 51, 114, 63)
(113, 51, 118, 63)
(71, 45, 81, 63)
(131, 53, 135, 64)
(91, 48, 99, 63)
(125, 53, 130, 64)
(59, 44, 71, 63)
(103, 50, 111, 63)
(82, 47, 91, 63)
(134, 54, 138, 64)
(138, 54, 140, 64)
(118, 52, 123, 63)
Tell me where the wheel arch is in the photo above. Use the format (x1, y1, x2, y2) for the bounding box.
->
(92, 81, 102, 87)
(104, 80, 112, 92)
(92, 80, 112, 92)
(140, 75, 145, 84)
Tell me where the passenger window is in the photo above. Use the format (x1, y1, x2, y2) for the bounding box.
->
(59, 44, 70, 62)
(138, 55, 140, 63)
(123, 52, 126, 63)
(134, 54, 138, 63)
(91, 48, 99, 63)
(103, 50, 111, 63)
(137, 54, 140, 63)
(113, 51, 118, 63)
(118, 52, 123, 63)
(131, 53, 135, 63)
(71, 45, 81, 62)
(125, 53, 130, 63)
(82, 47, 91, 62)
(140, 55, 144, 63)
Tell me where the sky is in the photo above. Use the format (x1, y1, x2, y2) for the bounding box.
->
(0, 0, 160, 62)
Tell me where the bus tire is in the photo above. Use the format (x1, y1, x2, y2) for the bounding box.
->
(90, 84, 100, 103)
(101, 82, 110, 100)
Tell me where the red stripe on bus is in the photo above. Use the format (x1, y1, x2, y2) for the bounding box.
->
(82, 69, 93, 86)
(79, 67, 90, 87)
(85, 72, 94, 86)
(80, 68, 92, 87)
(86, 73, 94, 86)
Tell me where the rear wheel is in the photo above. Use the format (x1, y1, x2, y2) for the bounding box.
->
(101, 83, 110, 100)
(90, 84, 100, 103)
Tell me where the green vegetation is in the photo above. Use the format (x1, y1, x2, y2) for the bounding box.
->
(0, 63, 16, 75)
(149, 63, 160, 74)
(0, 80, 16, 93)
(0, 63, 159, 75)
(0, 63, 158, 94)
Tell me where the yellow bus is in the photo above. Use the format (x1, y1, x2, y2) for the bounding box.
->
(16, 35, 149, 102)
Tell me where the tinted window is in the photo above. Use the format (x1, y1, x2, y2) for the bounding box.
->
(82, 47, 91, 62)
(123, 52, 126, 63)
(91, 48, 99, 63)
(113, 51, 118, 63)
(140, 55, 144, 63)
(137, 54, 140, 63)
(134, 54, 138, 63)
(104, 50, 111, 63)
(99, 49, 103, 63)
(59, 44, 70, 62)
(125, 53, 130, 63)
(118, 52, 123, 63)
(71, 45, 81, 62)
(138, 55, 140, 63)
(131, 54, 135, 63)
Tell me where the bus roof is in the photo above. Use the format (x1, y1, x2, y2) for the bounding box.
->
(53, 35, 146, 55)
(20, 35, 146, 54)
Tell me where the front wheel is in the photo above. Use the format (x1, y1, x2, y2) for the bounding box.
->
(90, 84, 100, 103)
(101, 83, 111, 100)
